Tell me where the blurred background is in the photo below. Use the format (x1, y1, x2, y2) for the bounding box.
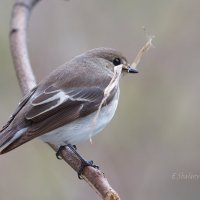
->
(1, 0, 200, 199)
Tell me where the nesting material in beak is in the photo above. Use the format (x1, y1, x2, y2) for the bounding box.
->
(94, 37, 154, 130)
(130, 36, 154, 70)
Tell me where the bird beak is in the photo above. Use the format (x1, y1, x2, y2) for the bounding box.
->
(123, 65, 139, 73)
(128, 66, 138, 73)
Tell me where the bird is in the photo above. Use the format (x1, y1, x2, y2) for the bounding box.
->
(0, 47, 138, 175)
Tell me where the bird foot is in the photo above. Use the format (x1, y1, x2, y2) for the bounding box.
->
(56, 144, 99, 179)
(78, 160, 99, 179)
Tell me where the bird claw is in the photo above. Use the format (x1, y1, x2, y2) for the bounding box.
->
(78, 160, 99, 179)
(56, 146, 65, 160)
(56, 144, 99, 179)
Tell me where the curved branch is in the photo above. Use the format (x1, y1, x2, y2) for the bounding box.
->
(9, 1, 120, 200)
(10, 0, 38, 95)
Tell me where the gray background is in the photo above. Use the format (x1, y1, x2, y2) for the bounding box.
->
(0, 0, 200, 199)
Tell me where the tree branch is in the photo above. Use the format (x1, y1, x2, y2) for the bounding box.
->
(9, 0, 120, 199)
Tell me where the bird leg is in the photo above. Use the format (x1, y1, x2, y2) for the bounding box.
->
(56, 144, 99, 179)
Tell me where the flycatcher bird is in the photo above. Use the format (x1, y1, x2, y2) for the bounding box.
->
(0, 48, 137, 174)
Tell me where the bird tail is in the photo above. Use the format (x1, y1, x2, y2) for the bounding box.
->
(0, 129, 14, 154)
(0, 127, 27, 154)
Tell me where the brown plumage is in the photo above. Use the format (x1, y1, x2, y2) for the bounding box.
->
(0, 47, 137, 154)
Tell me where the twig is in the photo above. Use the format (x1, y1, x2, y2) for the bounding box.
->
(94, 38, 154, 134)
(131, 36, 154, 69)
(9, 1, 120, 200)
(92, 64, 122, 140)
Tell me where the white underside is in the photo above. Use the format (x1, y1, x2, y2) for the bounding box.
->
(39, 89, 120, 146)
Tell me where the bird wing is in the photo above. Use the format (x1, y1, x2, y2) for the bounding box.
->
(0, 86, 37, 133)
(1, 83, 117, 153)
(26, 85, 105, 122)
(0, 87, 37, 149)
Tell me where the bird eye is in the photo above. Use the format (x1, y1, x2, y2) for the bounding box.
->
(113, 58, 121, 66)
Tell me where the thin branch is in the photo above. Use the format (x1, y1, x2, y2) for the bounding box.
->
(9, 0, 120, 200)
(10, 0, 39, 95)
